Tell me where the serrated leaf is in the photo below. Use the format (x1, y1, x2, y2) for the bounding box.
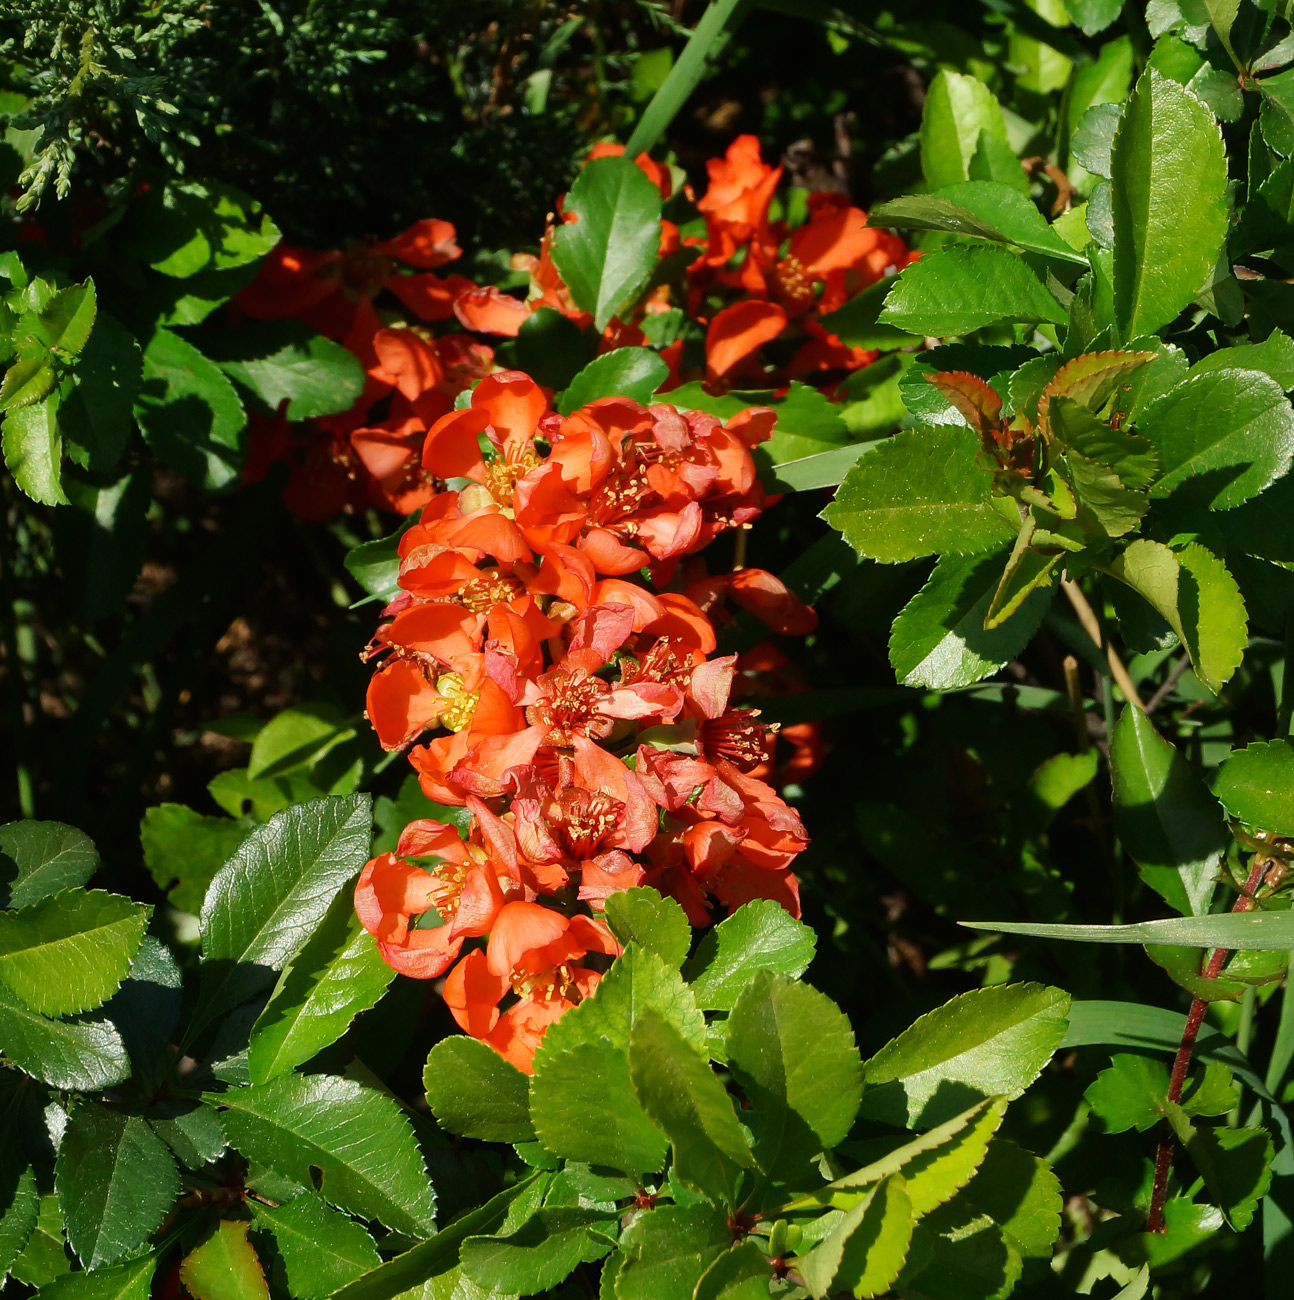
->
(725, 971, 862, 1185)
(1192, 331, 1294, 390)
(147, 1099, 228, 1170)
(869, 183, 1087, 264)
(125, 181, 279, 277)
(0, 982, 130, 1090)
(11, 1192, 70, 1288)
(198, 793, 372, 1024)
(212, 1074, 436, 1236)
(1109, 705, 1227, 915)
(920, 71, 1012, 190)
(57, 312, 141, 476)
(556, 347, 668, 414)
(860, 983, 1070, 1129)
(252, 1194, 380, 1299)
(247, 704, 353, 781)
(181, 1221, 269, 1300)
(141, 804, 251, 916)
(3, 394, 67, 505)
(424, 1036, 534, 1143)
(1105, 540, 1248, 692)
(460, 1208, 614, 1295)
(693, 1240, 773, 1300)
(35, 282, 97, 357)
(615, 1203, 730, 1300)
(1213, 738, 1294, 833)
(1110, 69, 1229, 340)
(0, 354, 56, 410)
(0, 820, 98, 909)
(106, 936, 182, 1081)
(0, 890, 148, 1016)
(879, 245, 1067, 337)
(682, 899, 816, 1012)
(530, 1039, 667, 1176)
(604, 887, 691, 968)
(798, 1175, 913, 1300)
(0, 1151, 38, 1280)
(629, 1009, 756, 1206)
(1084, 1053, 1171, 1132)
(822, 426, 1013, 564)
(134, 328, 247, 491)
(889, 549, 1055, 690)
(958, 1138, 1062, 1260)
(31, 1255, 154, 1300)
(551, 157, 662, 331)
(55, 1100, 179, 1269)
(898, 1198, 1021, 1300)
(1165, 1105, 1273, 1230)
(1138, 368, 1294, 510)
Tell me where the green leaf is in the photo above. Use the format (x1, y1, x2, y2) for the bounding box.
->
(11, 1193, 70, 1288)
(796, 1175, 913, 1300)
(424, 1036, 534, 1143)
(147, 1099, 228, 1170)
(344, 516, 419, 603)
(0, 890, 148, 1016)
(764, 442, 878, 493)
(920, 71, 1012, 191)
(551, 156, 662, 331)
(725, 972, 862, 1184)
(1110, 69, 1229, 340)
(247, 890, 395, 1083)
(879, 245, 1067, 337)
(629, 1009, 756, 1206)
(212, 1073, 436, 1236)
(897, 1198, 1021, 1300)
(180, 1221, 270, 1300)
(615, 1203, 730, 1300)
(889, 549, 1055, 690)
(1213, 738, 1294, 833)
(957, 1138, 1062, 1261)
(818, 279, 916, 352)
(822, 425, 1014, 564)
(1105, 540, 1248, 692)
(530, 1038, 669, 1177)
(1109, 705, 1227, 915)
(38, 282, 97, 357)
(962, 910, 1294, 949)
(0, 1152, 38, 1280)
(52, 470, 149, 621)
(556, 347, 668, 414)
(1085, 1053, 1171, 1132)
(3, 394, 67, 505)
(1138, 369, 1294, 510)
(1262, 69, 1294, 156)
(55, 1100, 179, 1269)
(103, 936, 182, 1081)
(125, 181, 279, 277)
(30, 1256, 154, 1300)
(134, 328, 247, 491)
(141, 804, 251, 915)
(0, 982, 130, 1090)
(756, 382, 852, 467)
(1065, 0, 1124, 35)
(247, 704, 355, 781)
(0, 354, 56, 410)
(692, 1241, 774, 1300)
(1167, 1106, 1273, 1230)
(56, 314, 142, 476)
(460, 1208, 614, 1295)
(252, 1194, 380, 1299)
(198, 793, 372, 1023)
(860, 984, 1070, 1129)
(1191, 331, 1294, 391)
(869, 183, 1088, 264)
(208, 321, 365, 421)
(514, 306, 595, 390)
(539, 942, 707, 1056)
(0, 820, 98, 909)
(682, 899, 817, 1012)
(604, 887, 691, 967)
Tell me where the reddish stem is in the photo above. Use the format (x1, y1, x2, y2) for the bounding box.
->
(1146, 855, 1269, 1233)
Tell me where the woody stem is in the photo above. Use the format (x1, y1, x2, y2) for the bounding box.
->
(1146, 853, 1270, 1233)
(1060, 579, 1146, 714)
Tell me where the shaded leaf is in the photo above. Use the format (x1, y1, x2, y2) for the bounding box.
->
(424, 1036, 534, 1144)
(0, 821, 98, 910)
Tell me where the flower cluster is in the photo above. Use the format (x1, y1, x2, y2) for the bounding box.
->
(353, 369, 815, 1071)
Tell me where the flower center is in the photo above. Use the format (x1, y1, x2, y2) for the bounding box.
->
(512, 961, 576, 1002)
(701, 709, 769, 771)
(436, 673, 479, 732)
(458, 573, 524, 613)
(525, 668, 612, 746)
(552, 788, 624, 859)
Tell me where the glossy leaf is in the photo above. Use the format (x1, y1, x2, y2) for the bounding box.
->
(180, 1221, 269, 1300)
(252, 1194, 379, 1299)
(0, 1153, 38, 1280)
(0, 820, 98, 909)
(208, 321, 364, 420)
(604, 887, 691, 968)
(212, 1073, 436, 1236)
(1167, 1105, 1273, 1231)
(822, 425, 1013, 564)
(629, 1009, 756, 1206)
(1084, 1053, 1171, 1132)
(725, 971, 862, 1184)
(460, 1207, 614, 1295)
(879, 245, 1067, 337)
(859, 983, 1070, 1128)
(198, 793, 372, 1023)
(106, 936, 183, 1081)
(55, 1101, 179, 1269)
(0, 982, 130, 1090)
(551, 156, 662, 331)
(2, 394, 67, 505)
(796, 1175, 913, 1300)
(556, 347, 668, 414)
(424, 1035, 534, 1143)
(0, 890, 148, 1016)
(615, 1203, 730, 1300)
(1109, 69, 1229, 340)
(247, 890, 395, 1083)
(1109, 705, 1227, 915)
(920, 71, 1011, 190)
(682, 899, 816, 1012)
(10, 1193, 70, 1288)
(1213, 738, 1294, 833)
(32, 1255, 154, 1300)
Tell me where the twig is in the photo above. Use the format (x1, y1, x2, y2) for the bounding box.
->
(1147, 852, 1272, 1232)
(1062, 655, 1089, 752)
(1061, 579, 1147, 713)
(1145, 652, 1191, 716)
